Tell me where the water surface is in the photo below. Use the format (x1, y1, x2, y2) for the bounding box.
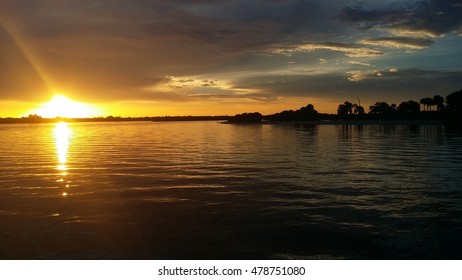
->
(1, 121, 461, 259)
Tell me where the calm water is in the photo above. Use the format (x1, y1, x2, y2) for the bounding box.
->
(1, 121, 461, 259)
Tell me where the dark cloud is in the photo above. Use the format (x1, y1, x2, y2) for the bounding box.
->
(235, 73, 345, 98)
(0, 0, 461, 115)
(137, 0, 349, 54)
(340, 0, 462, 36)
(0, 0, 350, 102)
(233, 68, 462, 103)
(142, 14, 286, 54)
(343, 68, 462, 105)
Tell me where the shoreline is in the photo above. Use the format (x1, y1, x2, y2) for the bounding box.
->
(224, 119, 446, 125)
(0, 118, 448, 125)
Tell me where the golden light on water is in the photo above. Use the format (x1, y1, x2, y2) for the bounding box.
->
(54, 122, 72, 197)
(54, 122, 71, 167)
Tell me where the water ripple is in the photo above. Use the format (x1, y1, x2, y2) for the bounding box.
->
(0, 122, 461, 259)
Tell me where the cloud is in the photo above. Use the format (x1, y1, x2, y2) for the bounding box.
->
(340, 0, 462, 37)
(343, 68, 462, 100)
(346, 69, 386, 82)
(136, 0, 350, 54)
(164, 76, 225, 89)
(347, 70, 368, 82)
(345, 60, 371, 67)
(232, 68, 462, 104)
(142, 13, 286, 54)
(0, 0, 461, 116)
(268, 42, 384, 58)
(0, 0, 353, 104)
(359, 37, 434, 49)
(143, 74, 278, 103)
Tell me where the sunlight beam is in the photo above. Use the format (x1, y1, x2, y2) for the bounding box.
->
(0, 11, 56, 93)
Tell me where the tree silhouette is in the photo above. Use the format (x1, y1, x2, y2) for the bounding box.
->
(433, 95, 445, 111)
(337, 101, 353, 116)
(299, 104, 319, 120)
(369, 102, 395, 115)
(267, 104, 319, 121)
(230, 112, 262, 123)
(398, 100, 420, 119)
(446, 89, 462, 112)
(445, 89, 462, 123)
(337, 101, 364, 117)
(354, 104, 365, 115)
(420, 97, 433, 111)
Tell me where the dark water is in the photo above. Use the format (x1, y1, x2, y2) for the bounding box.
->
(1, 121, 461, 259)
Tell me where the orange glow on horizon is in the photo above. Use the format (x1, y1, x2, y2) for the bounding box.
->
(5, 95, 344, 119)
(29, 94, 105, 118)
(99, 98, 340, 117)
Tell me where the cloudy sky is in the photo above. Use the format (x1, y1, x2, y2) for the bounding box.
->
(1, 0, 461, 117)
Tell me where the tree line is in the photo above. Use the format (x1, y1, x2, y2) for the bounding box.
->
(2, 89, 460, 124)
(337, 89, 461, 121)
(228, 104, 320, 123)
(228, 89, 462, 123)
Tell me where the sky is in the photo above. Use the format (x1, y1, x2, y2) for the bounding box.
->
(1, 0, 462, 117)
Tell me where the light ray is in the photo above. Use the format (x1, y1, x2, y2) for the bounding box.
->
(0, 10, 56, 93)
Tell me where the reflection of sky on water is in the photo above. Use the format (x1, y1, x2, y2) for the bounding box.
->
(54, 122, 72, 196)
(1, 122, 461, 259)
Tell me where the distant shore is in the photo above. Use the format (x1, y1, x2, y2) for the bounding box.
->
(0, 115, 229, 124)
(0, 112, 452, 126)
(266, 119, 446, 125)
(224, 119, 446, 125)
(0, 117, 448, 125)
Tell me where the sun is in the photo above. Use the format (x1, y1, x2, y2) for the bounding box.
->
(31, 94, 104, 118)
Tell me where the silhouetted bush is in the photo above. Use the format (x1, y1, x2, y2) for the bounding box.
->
(266, 104, 319, 122)
(397, 100, 420, 119)
(337, 101, 365, 119)
(368, 102, 397, 119)
(446, 89, 462, 124)
(229, 112, 262, 123)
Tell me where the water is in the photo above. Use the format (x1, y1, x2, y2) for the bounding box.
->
(1, 121, 461, 259)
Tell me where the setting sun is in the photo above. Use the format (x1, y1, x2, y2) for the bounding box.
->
(30, 94, 104, 118)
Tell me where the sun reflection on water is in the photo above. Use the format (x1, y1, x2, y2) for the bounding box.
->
(54, 122, 71, 166)
(54, 122, 72, 197)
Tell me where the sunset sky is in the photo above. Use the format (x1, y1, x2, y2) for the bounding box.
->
(1, 0, 461, 117)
